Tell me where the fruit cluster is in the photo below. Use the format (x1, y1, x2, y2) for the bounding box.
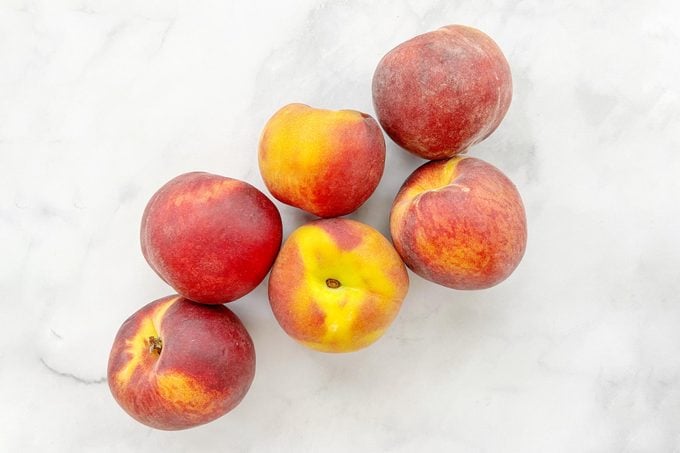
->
(107, 25, 527, 431)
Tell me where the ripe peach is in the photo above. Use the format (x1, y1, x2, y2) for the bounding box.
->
(390, 157, 526, 289)
(107, 295, 255, 430)
(268, 218, 408, 352)
(372, 25, 512, 160)
(258, 103, 386, 218)
(141, 172, 282, 304)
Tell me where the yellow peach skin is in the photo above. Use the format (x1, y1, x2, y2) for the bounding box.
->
(268, 218, 409, 352)
(258, 103, 386, 218)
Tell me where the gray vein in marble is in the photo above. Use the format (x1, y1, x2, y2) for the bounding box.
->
(39, 357, 106, 385)
(76, 21, 129, 80)
(49, 329, 62, 340)
(155, 18, 175, 56)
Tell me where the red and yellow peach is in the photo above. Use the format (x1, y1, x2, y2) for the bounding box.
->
(258, 103, 385, 218)
(107, 295, 255, 430)
(268, 218, 408, 352)
(390, 157, 526, 289)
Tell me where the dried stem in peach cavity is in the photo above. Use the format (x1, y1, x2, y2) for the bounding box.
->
(148, 336, 163, 354)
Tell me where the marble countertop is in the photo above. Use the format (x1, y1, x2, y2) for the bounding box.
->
(2, 1, 679, 451)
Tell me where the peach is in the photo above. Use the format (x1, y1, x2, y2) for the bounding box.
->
(390, 157, 526, 289)
(141, 172, 282, 304)
(372, 25, 512, 160)
(258, 103, 386, 218)
(107, 295, 255, 430)
(268, 218, 408, 352)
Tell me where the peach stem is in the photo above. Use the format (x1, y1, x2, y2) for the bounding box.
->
(326, 278, 341, 289)
(148, 336, 163, 354)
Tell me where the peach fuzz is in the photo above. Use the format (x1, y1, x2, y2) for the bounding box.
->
(372, 25, 512, 160)
(141, 172, 282, 304)
(258, 103, 385, 218)
(390, 157, 526, 290)
(107, 295, 255, 430)
(268, 218, 408, 352)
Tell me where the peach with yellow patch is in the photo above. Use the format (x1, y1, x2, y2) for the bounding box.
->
(107, 295, 255, 430)
(268, 218, 409, 352)
(258, 103, 386, 218)
(391, 157, 527, 290)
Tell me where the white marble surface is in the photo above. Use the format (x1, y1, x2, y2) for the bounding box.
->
(2, 1, 680, 451)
